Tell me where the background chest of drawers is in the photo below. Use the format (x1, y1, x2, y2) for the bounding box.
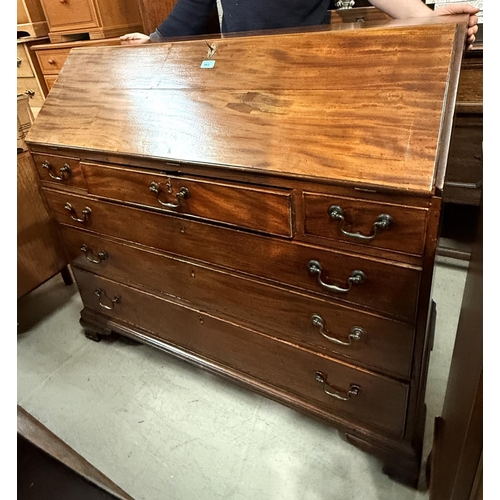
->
(38, 0, 143, 42)
(26, 17, 468, 488)
(18, 0, 49, 37)
(17, 36, 50, 117)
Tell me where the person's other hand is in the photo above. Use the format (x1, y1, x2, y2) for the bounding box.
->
(120, 33, 151, 44)
(432, 4, 480, 50)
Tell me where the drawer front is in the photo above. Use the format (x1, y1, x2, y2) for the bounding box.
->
(44, 190, 421, 320)
(41, 0, 99, 31)
(17, 77, 44, 109)
(62, 226, 415, 378)
(74, 268, 409, 437)
(36, 48, 71, 75)
(17, 44, 34, 78)
(32, 153, 87, 189)
(82, 163, 294, 237)
(304, 193, 427, 256)
(44, 75, 58, 91)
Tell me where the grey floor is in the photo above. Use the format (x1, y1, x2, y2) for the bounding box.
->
(17, 256, 469, 500)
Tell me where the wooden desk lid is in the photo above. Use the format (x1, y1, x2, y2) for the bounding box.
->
(26, 16, 468, 194)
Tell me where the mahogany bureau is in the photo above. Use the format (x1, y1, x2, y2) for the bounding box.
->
(25, 16, 468, 487)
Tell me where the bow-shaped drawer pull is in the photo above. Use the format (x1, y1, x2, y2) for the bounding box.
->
(81, 244, 108, 264)
(149, 181, 190, 209)
(311, 314, 365, 346)
(328, 205, 394, 241)
(308, 260, 365, 293)
(42, 161, 72, 181)
(64, 202, 91, 223)
(315, 371, 360, 401)
(94, 289, 120, 310)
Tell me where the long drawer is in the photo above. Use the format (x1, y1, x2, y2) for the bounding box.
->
(82, 162, 294, 237)
(73, 268, 409, 437)
(44, 189, 421, 320)
(61, 226, 415, 378)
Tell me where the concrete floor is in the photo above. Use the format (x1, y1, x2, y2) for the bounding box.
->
(17, 256, 469, 500)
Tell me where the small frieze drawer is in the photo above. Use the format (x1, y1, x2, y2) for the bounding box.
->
(73, 268, 409, 437)
(82, 162, 294, 237)
(32, 153, 87, 190)
(303, 193, 428, 256)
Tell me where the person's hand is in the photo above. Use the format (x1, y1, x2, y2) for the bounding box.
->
(432, 4, 480, 50)
(120, 32, 151, 45)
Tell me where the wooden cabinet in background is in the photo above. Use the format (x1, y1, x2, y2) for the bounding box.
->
(443, 47, 483, 206)
(18, 95, 34, 152)
(18, 0, 49, 37)
(136, 0, 177, 36)
(429, 200, 482, 499)
(39, 0, 143, 43)
(17, 37, 49, 117)
(17, 152, 71, 299)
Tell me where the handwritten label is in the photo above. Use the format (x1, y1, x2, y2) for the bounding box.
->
(200, 60, 216, 69)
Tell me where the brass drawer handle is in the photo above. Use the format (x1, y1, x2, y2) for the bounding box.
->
(81, 244, 108, 264)
(444, 180, 483, 189)
(94, 289, 120, 310)
(315, 371, 360, 401)
(335, 0, 355, 9)
(311, 314, 365, 346)
(308, 260, 365, 293)
(42, 161, 72, 181)
(48, 59, 55, 65)
(64, 202, 91, 223)
(149, 182, 190, 209)
(328, 205, 394, 241)
(24, 89, 35, 98)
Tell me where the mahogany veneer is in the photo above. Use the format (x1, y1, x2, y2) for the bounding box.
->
(26, 16, 469, 487)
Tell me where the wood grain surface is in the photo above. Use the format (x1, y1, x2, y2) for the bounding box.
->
(62, 226, 415, 378)
(82, 162, 294, 236)
(17, 152, 68, 298)
(26, 18, 468, 194)
(44, 188, 421, 320)
(75, 268, 410, 437)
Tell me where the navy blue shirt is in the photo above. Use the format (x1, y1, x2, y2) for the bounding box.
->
(151, 0, 331, 40)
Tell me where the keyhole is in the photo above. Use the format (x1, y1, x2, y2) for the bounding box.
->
(199, 317, 204, 324)
(180, 224, 185, 234)
(190, 270, 195, 278)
